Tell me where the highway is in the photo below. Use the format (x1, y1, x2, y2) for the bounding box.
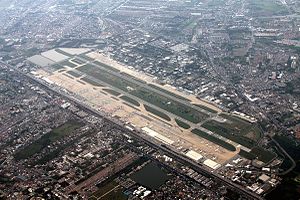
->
(3, 61, 264, 200)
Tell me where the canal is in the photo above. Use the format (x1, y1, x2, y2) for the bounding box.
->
(266, 135, 300, 200)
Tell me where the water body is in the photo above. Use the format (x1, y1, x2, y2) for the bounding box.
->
(266, 135, 300, 200)
(130, 162, 171, 190)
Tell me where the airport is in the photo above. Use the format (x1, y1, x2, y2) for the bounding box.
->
(28, 48, 269, 170)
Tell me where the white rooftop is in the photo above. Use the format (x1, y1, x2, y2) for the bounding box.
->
(142, 127, 174, 145)
(27, 55, 54, 67)
(41, 49, 69, 62)
(203, 159, 221, 170)
(59, 48, 90, 55)
(185, 150, 203, 161)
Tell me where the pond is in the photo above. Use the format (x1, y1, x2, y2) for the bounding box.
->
(130, 162, 171, 190)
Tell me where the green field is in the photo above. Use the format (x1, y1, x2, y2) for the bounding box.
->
(93, 61, 120, 73)
(103, 88, 121, 96)
(66, 70, 82, 78)
(239, 149, 257, 160)
(207, 0, 226, 7)
(194, 104, 218, 114)
(120, 95, 140, 106)
(77, 64, 135, 91)
(81, 77, 104, 87)
(63, 73, 75, 79)
(131, 87, 208, 123)
(34, 148, 61, 165)
(183, 17, 198, 29)
(250, 146, 277, 163)
(60, 60, 78, 68)
(78, 54, 95, 62)
(98, 188, 126, 200)
(202, 120, 257, 148)
(175, 119, 191, 129)
(90, 181, 127, 200)
(123, 102, 139, 111)
(239, 147, 277, 163)
(76, 64, 209, 123)
(121, 72, 147, 84)
(55, 48, 73, 57)
(144, 105, 171, 121)
(248, 0, 288, 16)
(91, 181, 118, 197)
(148, 84, 191, 102)
(191, 129, 236, 151)
(202, 114, 262, 148)
(51, 64, 65, 71)
(72, 58, 86, 65)
(14, 120, 83, 160)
